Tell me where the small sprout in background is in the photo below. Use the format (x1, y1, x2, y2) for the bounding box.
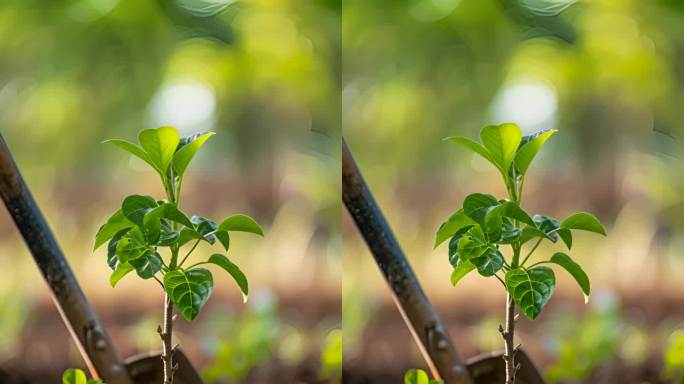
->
(403, 368, 444, 384)
(436, 123, 607, 383)
(95, 126, 264, 384)
(62, 368, 102, 384)
(319, 328, 343, 383)
(664, 329, 684, 382)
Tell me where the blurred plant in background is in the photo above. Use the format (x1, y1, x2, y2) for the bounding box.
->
(663, 329, 684, 382)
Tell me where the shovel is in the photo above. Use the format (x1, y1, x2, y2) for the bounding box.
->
(342, 139, 546, 384)
(0, 134, 203, 384)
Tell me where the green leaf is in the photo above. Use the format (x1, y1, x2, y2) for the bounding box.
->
(142, 206, 164, 244)
(560, 212, 607, 236)
(470, 248, 504, 276)
(404, 369, 429, 384)
(448, 227, 471, 267)
(192, 215, 219, 245)
(499, 218, 522, 244)
(138, 126, 180, 174)
(514, 129, 557, 175)
(160, 203, 195, 229)
(487, 201, 535, 227)
(557, 228, 573, 249)
(506, 266, 555, 320)
(129, 250, 163, 279)
(110, 263, 134, 287)
(479, 123, 522, 173)
(533, 214, 560, 242)
(107, 229, 130, 270)
(62, 368, 88, 384)
(102, 139, 159, 173)
(164, 268, 213, 321)
(94, 210, 135, 250)
(444, 136, 495, 168)
(434, 209, 477, 248)
(463, 193, 498, 223)
(215, 231, 230, 251)
(121, 195, 157, 226)
(172, 132, 215, 177)
(549, 252, 590, 303)
(456, 226, 489, 260)
(178, 227, 206, 247)
(115, 227, 148, 263)
(451, 261, 476, 286)
(207, 253, 248, 302)
(217, 214, 264, 236)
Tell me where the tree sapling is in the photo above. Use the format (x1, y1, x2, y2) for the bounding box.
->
(435, 123, 606, 383)
(94, 126, 263, 384)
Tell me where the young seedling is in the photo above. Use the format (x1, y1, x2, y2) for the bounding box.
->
(93, 126, 263, 384)
(435, 123, 606, 384)
(403, 369, 443, 384)
(63, 368, 102, 384)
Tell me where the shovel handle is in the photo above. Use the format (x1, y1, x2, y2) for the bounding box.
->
(342, 139, 474, 384)
(0, 134, 133, 384)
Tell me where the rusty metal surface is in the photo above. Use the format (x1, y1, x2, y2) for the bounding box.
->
(0, 134, 133, 384)
(342, 139, 474, 384)
(125, 350, 203, 384)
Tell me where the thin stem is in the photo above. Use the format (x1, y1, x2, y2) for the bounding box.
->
(185, 261, 209, 270)
(153, 275, 164, 288)
(520, 238, 543, 266)
(501, 293, 519, 384)
(178, 240, 200, 268)
(160, 295, 176, 384)
(494, 274, 506, 288)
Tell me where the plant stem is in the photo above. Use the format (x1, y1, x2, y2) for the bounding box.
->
(160, 294, 176, 384)
(501, 293, 518, 384)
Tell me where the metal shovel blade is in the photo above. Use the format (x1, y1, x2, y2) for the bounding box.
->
(125, 349, 204, 384)
(467, 349, 546, 384)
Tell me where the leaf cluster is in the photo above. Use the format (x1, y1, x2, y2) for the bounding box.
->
(62, 368, 102, 384)
(94, 127, 263, 320)
(436, 123, 606, 319)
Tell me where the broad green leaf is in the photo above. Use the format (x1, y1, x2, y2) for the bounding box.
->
(404, 369, 429, 384)
(158, 224, 180, 246)
(207, 253, 248, 302)
(499, 218, 522, 244)
(172, 132, 215, 177)
(143, 206, 164, 244)
(456, 236, 487, 260)
(115, 227, 148, 263)
(533, 214, 560, 242)
(164, 268, 213, 321)
(129, 250, 163, 279)
(451, 260, 476, 286)
(463, 193, 498, 223)
(107, 229, 130, 270)
(217, 214, 264, 236)
(138, 127, 180, 174)
(191, 215, 218, 245)
(479, 123, 522, 173)
(560, 212, 607, 236)
(470, 248, 504, 276)
(557, 228, 573, 249)
(434, 209, 477, 248)
(549, 252, 590, 303)
(519, 225, 553, 244)
(506, 266, 555, 320)
(94, 210, 135, 250)
(444, 136, 496, 169)
(110, 263, 134, 287)
(514, 129, 557, 175)
(102, 139, 159, 172)
(178, 227, 206, 247)
(160, 203, 194, 229)
(121, 195, 157, 225)
(486, 201, 535, 227)
(448, 227, 471, 267)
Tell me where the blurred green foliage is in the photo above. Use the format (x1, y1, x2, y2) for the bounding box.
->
(202, 295, 283, 382)
(664, 329, 684, 382)
(319, 328, 342, 383)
